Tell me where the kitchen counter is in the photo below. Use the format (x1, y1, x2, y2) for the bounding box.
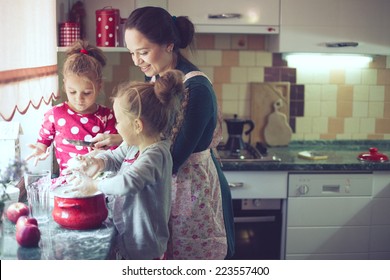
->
(220, 140, 390, 172)
(0, 217, 114, 260)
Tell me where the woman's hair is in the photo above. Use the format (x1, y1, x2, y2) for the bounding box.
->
(63, 40, 106, 87)
(125, 6, 195, 56)
(113, 70, 185, 138)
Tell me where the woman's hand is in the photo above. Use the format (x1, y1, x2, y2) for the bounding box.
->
(25, 143, 50, 166)
(90, 133, 123, 150)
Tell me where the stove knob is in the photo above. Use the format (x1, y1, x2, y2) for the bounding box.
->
(253, 199, 262, 208)
(298, 185, 309, 195)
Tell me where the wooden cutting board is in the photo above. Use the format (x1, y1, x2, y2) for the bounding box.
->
(250, 82, 291, 145)
(264, 99, 292, 146)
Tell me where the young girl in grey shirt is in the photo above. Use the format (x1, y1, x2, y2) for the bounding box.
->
(66, 70, 184, 259)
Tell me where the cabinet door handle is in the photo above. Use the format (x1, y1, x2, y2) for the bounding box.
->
(208, 13, 241, 19)
(325, 42, 359, 48)
(234, 216, 276, 223)
(228, 182, 244, 188)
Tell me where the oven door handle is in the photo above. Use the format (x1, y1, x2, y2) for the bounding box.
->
(234, 216, 276, 223)
(228, 182, 244, 188)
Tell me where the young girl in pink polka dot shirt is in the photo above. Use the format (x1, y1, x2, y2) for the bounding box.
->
(27, 40, 122, 176)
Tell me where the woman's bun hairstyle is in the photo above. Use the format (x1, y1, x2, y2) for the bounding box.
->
(154, 70, 184, 105)
(174, 16, 195, 49)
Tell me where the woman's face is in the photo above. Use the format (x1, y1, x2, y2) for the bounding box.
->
(124, 28, 174, 77)
(64, 74, 99, 114)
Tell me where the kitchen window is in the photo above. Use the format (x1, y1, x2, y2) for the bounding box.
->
(0, 0, 59, 121)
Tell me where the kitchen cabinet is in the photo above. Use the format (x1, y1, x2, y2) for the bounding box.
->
(56, 0, 280, 50)
(224, 171, 288, 200)
(167, 0, 280, 34)
(370, 171, 390, 259)
(267, 0, 390, 55)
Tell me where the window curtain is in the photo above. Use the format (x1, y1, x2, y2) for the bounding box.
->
(0, 0, 58, 121)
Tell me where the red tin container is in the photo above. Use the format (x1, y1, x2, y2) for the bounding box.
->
(59, 22, 80, 47)
(96, 7, 125, 47)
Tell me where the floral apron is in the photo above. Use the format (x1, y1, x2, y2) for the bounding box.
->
(166, 71, 227, 259)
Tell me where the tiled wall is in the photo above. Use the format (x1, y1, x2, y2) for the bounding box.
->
(57, 34, 390, 141)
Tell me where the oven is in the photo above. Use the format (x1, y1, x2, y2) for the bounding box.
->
(231, 198, 283, 259)
(223, 170, 288, 260)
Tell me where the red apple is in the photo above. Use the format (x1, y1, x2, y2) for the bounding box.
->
(6, 202, 30, 223)
(16, 216, 38, 232)
(16, 224, 41, 247)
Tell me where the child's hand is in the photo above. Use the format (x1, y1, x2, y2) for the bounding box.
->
(66, 171, 98, 197)
(64, 155, 104, 179)
(90, 133, 122, 149)
(25, 144, 50, 166)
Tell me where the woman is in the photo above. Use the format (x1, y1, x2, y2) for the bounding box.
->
(124, 6, 235, 260)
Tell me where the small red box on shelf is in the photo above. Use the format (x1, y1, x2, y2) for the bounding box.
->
(59, 22, 80, 47)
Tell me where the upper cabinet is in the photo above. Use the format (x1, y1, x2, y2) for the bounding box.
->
(167, 0, 280, 34)
(268, 0, 390, 55)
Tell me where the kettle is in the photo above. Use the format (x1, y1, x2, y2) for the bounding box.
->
(224, 114, 255, 152)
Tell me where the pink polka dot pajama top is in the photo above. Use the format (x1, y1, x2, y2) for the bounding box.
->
(37, 102, 118, 175)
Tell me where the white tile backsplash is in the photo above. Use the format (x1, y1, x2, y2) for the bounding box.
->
(222, 84, 240, 100)
(353, 85, 370, 101)
(369, 85, 385, 101)
(321, 85, 338, 101)
(353, 101, 369, 117)
(230, 67, 248, 83)
(320, 101, 337, 117)
(368, 102, 384, 118)
(304, 101, 321, 117)
(205, 50, 222, 66)
(222, 100, 240, 116)
(247, 67, 264, 83)
(360, 118, 376, 133)
(345, 68, 363, 84)
(312, 117, 328, 133)
(239, 51, 257, 66)
(304, 85, 321, 101)
(296, 117, 312, 133)
(256, 52, 273, 67)
(344, 118, 360, 133)
(361, 69, 377, 84)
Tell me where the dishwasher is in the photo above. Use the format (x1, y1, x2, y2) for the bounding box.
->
(286, 172, 373, 260)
